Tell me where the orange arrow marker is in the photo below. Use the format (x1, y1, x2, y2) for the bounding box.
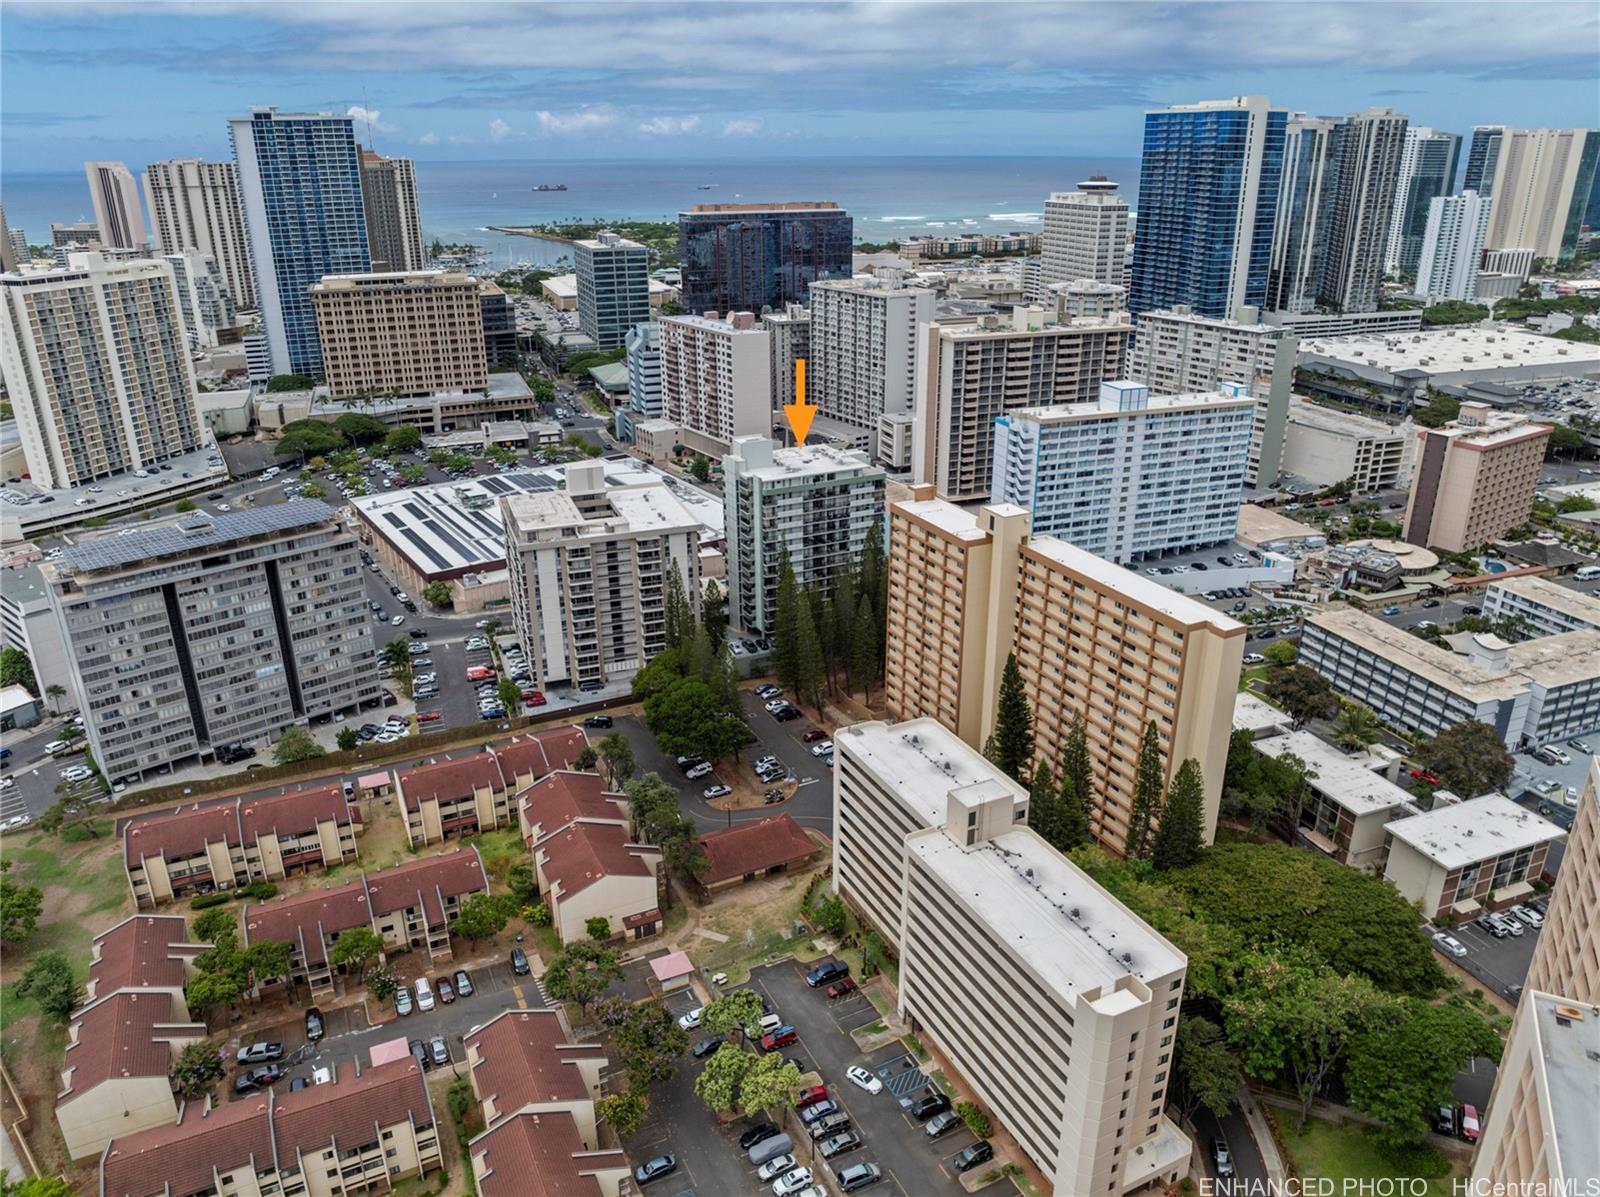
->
(783, 358, 817, 448)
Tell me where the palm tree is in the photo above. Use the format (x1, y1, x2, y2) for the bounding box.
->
(45, 684, 66, 715)
(1334, 703, 1382, 751)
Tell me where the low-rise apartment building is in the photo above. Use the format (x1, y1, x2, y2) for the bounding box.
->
(395, 727, 589, 845)
(57, 915, 208, 1161)
(1299, 606, 1600, 747)
(658, 310, 773, 457)
(991, 380, 1255, 562)
(124, 782, 361, 907)
(1404, 403, 1551, 553)
(696, 812, 821, 896)
(310, 270, 489, 401)
(504, 462, 702, 691)
(42, 504, 380, 784)
(722, 437, 886, 634)
(834, 718, 1191, 1196)
(1255, 730, 1414, 867)
(1483, 575, 1600, 637)
(1382, 794, 1564, 919)
(1278, 399, 1415, 491)
(100, 1057, 442, 1197)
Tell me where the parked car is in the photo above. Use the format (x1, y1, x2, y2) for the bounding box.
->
(799, 1099, 839, 1125)
(686, 762, 714, 780)
(633, 1155, 677, 1185)
(583, 714, 614, 728)
(794, 1085, 829, 1108)
(764, 788, 786, 804)
(910, 1092, 951, 1120)
(926, 1109, 963, 1138)
(1435, 1106, 1457, 1135)
(454, 968, 474, 997)
(436, 976, 455, 1004)
(772, 1168, 814, 1196)
(773, 705, 801, 722)
(1510, 904, 1543, 928)
(819, 1130, 862, 1159)
(304, 1008, 325, 1042)
(1242, 653, 1265, 665)
(762, 1026, 799, 1051)
(409, 1038, 430, 1070)
(739, 1123, 781, 1151)
(845, 1065, 882, 1094)
(757, 1155, 798, 1183)
(802, 728, 828, 743)
(510, 947, 531, 975)
(237, 1042, 285, 1064)
(233, 1065, 284, 1095)
(826, 978, 858, 999)
(692, 1035, 724, 1058)
(1432, 932, 1468, 958)
(394, 986, 413, 1015)
(836, 1163, 883, 1192)
(953, 1142, 994, 1172)
(677, 1007, 703, 1031)
(1458, 1104, 1480, 1142)
(1475, 915, 1508, 939)
(703, 784, 732, 799)
(805, 961, 849, 988)
(808, 1112, 852, 1140)
(755, 684, 782, 699)
(428, 1035, 449, 1066)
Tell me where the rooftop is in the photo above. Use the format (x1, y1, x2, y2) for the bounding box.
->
(51, 502, 337, 576)
(1257, 730, 1413, 817)
(86, 915, 202, 999)
(1300, 326, 1600, 376)
(272, 1057, 434, 1160)
(1285, 399, 1410, 438)
(492, 728, 591, 782)
(1230, 692, 1295, 736)
(518, 771, 629, 839)
(697, 813, 819, 885)
(1236, 503, 1325, 549)
(835, 718, 1027, 831)
(725, 436, 885, 484)
(1526, 994, 1600, 1186)
(470, 1108, 626, 1197)
(363, 847, 488, 920)
(1006, 382, 1256, 425)
(397, 753, 506, 810)
(685, 201, 842, 214)
(1385, 794, 1564, 868)
(891, 496, 999, 543)
(242, 880, 371, 965)
(463, 1009, 604, 1123)
(102, 1090, 273, 1197)
(532, 820, 658, 901)
(1024, 536, 1248, 633)
(906, 823, 1186, 1002)
(123, 799, 240, 865)
(60, 991, 204, 1101)
(1488, 575, 1600, 629)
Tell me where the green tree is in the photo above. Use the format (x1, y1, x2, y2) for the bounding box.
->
(190, 906, 239, 946)
(613, 999, 688, 1089)
(1419, 720, 1513, 797)
(687, 454, 712, 482)
(173, 497, 197, 514)
(1152, 758, 1206, 871)
(1345, 997, 1502, 1147)
(794, 585, 828, 712)
(736, 1053, 804, 1117)
(956, 1101, 992, 1138)
(1333, 703, 1383, 751)
(453, 893, 511, 944)
(1224, 946, 1388, 1128)
(1263, 639, 1299, 666)
(1173, 1015, 1241, 1124)
(43, 683, 65, 715)
(1028, 761, 1059, 848)
(597, 732, 636, 788)
(507, 861, 539, 906)
(573, 745, 599, 771)
(337, 727, 359, 752)
(644, 677, 750, 761)
(665, 834, 710, 888)
(1126, 720, 1165, 859)
(266, 373, 314, 393)
(849, 594, 879, 699)
(243, 939, 295, 992)
(595, 1089, 648, 1137)
(0, 647, 36, 694)
(542, 941, 622, 1017)
(277, 420, 347, 462)
(184, 970, 243, 1029)
(385, 424, 423, 453)
(498, 677, 523, 714)
(703, 990, 766, 1043)
(16, 951, 81, 1023)
(0, 861, 43, 947)
(986, 653, 1035, 783)
(586, 915, 613, 941)
(300, 481, 327, 499)
(273, 725, 325, 765)
(1263, 665, 1340, 728)
(694, 1042, 752, 1112)
(702, 579, 728, 649)
(773, 550, 801, 694)
(171, 1040, 226, 1099)
(328, 926, 385, 975)
(1421, 300, 1490, 326)
(422, 580, 453, 608)
(333, 412, 388, 445)
(0, 1173, 76, 1197)
(815, 893, 848, 937)
(663, 566, 693, 652)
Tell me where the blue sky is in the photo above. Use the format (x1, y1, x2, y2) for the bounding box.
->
(3, 1, 1597, 172)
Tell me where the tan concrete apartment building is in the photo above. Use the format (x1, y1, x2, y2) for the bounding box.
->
(1523, 759, 1599, 1005)
(883, 492, 1245, 855)
(1279, 398, 1415, 491)
(1382, 794, 1564, 920)
(658, 310, 773, 456)
(310, 270, 488, 401)
(911, 306, 1130, 502)
(1404, 403, 1551, 552)
(358, 149, 426, 273)
(142, 157, 257, 307)
(834, 719, 1191, 1196)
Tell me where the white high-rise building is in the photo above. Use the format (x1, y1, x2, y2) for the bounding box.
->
(1416, 190, 1493, 302)
(0, 252, 203, 489)
(1039, 178, 1129, 298)
(659, 311, 773, 457)
(163, 250, 239, 349)
(809, 277, 934, 439)
(722, 437, 885, 633)
(1485, 128, 1600, 263)
(142, 158, 257, 309)
(1384, 127, 1462, 277)
(992, 380, 1256, 562)
(618, 321, 662, 443)
(763, 303, 810, 412)
(84, 161, 148, 249)
(1129, 304, 1296, 485)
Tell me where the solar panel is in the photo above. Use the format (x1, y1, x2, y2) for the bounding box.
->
(61, 502, 336, 572)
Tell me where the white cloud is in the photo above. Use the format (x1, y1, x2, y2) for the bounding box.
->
(534, 106, 620, 136)
(488, 118, 513, 141)
(345, 104, 395, 133)
(417, 131, 439, 145)
(638, 114, 701, 136)
(721, 117, 763, 137)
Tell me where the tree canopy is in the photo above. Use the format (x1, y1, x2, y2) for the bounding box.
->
(1263, 665, 1340, 727)
(1125, 720, 1165, 858)
(15, 950, 81, 1023)
(1151, 757, 1206, 871)
(986, 653, 1035, 783)
(1418, 720, 1513, 798)
(273, 725, 325, 765)
(277, 420, 346, 461)
(333, 412, 388, 444)
(0, 861, 43, 947)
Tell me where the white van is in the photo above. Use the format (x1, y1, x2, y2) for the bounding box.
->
(1576, 565, 1600, 581)
(414, 976, 435, 1012)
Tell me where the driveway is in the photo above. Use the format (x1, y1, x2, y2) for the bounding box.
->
(1191, 1106, 1263, 1195)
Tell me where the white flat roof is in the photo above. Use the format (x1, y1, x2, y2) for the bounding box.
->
(892, 498, 989, 543)
(1257, 730, 1413, 817)
(907, 825, 1186, 998)
(1300, 326, 1600, 375)
(1285, 399, 1407, 438)
(1231, 692, 1294, 735)
(1488, 575, 1600, 629)
(1384, 794, 1564, 869)
(1024, 536, 1246, 633)
(836, 718, 1026, 830)
(729, 438, 883, 483)
(1527, 993, 1600, 1187)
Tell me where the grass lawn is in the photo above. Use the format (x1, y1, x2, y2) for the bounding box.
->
(687, 869, 827, 982)
(466, 826, 527, 884)
(1270, 1107, 1459, 1197)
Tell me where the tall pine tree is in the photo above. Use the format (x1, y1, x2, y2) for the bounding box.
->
(795, 588, 828, 713)
(1126, 720, 1165, 859)
(1151, 757, 1207, 871)
(663, 565, 691, 651)
(849, 594, 879, 699)
(1029, 761, 1058, 846)
(986, 652, 1035, 783)
(1056, 765, 1091, 851)
(773, 549, 800, 695)
(1060, 711, 1093, 824)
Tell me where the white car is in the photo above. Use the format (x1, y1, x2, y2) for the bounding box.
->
(810, 741, 834, 757)
(60, 766, 93, 781)
(757, 1155, 797, 1183)
(391, 615, 405, 626)
(703, 784, 732, 799)
(0, 777, 14, 791)
(216, 503, 230, 512)
(773, 1169, 813, 1197)
(1242, 653, 1266, 665)
(845, 1065, 882, 1094)
(677, 1007, 703, 1031)
(0, 814, 30, 832)
(1432, 931, 1468, 958)
(44, 740, 71, 755)
(685, 762, 714, 780)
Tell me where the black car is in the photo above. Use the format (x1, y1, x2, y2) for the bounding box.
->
(289, 1076, 310, 1092)
(953, 1142, 994, 1172)
(408, 627, 428, 638)
(633, 1156, 677, 1185)
(233, 1065, 284, 1095)
(925, 1109, 962, 1138)
(805, 960, 849, 988)
(410, 1039, 429, 1070)
(1422, 598, 1441, 608)
(692, 1035, 724, 1058)
(819, 1130, 862, 1159)
(584, 715, 614, 728)
(454, 968, 474, 997)
(510, 947, 530, 976)
(304, 1007, 325, 1043)
(910, 1092, 951, 1120)
(773, 705, 801, 722)
(738, 1122, 780, 1150)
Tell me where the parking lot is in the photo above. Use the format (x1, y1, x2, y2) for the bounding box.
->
(1434, 910, 1545, 1002)
(628, 960, 997, 1197)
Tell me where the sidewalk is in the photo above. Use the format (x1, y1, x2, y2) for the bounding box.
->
(1238, 1086, 1288, 1184)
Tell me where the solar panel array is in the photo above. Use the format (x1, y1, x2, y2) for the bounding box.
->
(61, 502, 337, 572)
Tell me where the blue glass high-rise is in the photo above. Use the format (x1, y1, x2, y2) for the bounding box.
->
(678, 202, 851, 315)
(230, 108, 371, 377)
(1130, 97, 1287, 319)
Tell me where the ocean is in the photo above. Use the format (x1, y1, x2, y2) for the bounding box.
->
(3, 154, 1139, 269)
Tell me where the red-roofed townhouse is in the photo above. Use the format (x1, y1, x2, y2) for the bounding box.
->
(238, 782, 361, 882)
(462, 1009, 627, 1197)
(521, 772, 662, 945)
(492, 726, 590, 791)
(364, 847, 490, 966)
(395, 753, 509, 846)
(243, 879, 375, 1000)
(696, 812, 822, 895)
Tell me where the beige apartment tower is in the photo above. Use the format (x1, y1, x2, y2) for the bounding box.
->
(143, 158, 257, 308)
(359, 149, 427, 273)
(310, 270, 488, 401)
(884, 492, 1245, 855)
(1404, 403, 1551, 553)
(1038, 177, 1129, 297)
(84, 160, 148, 249)
(1523, 759, 1599, 1006)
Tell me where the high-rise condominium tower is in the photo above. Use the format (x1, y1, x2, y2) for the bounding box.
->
(310, 270, 488, 400)
(143, 158, 257, 308)
(1039, 178, 1129, 298)
(229, 107, 371, 376)
(1485, 128, 1600, 263)
(0, 252, 203, 488)
(84, 161, 148, 249)
(1130, 96, 1288, 317)
(659, 311, 773, 456)
(358, 149, 426, 273)
(678, 202, 851, 315)
(574, 232, 650, 351)
(809, 276, 934, 438)
(1384, 127, 1462, 277)
(1463, 125, 1508, 196)
(1416, 190, 1493, 301)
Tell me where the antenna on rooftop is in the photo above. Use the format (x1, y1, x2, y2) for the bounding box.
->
(361, 86, 376, 150)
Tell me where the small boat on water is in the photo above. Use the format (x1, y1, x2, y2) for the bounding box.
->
(698, 184, 715, 190)
(533, 183, 568, 192)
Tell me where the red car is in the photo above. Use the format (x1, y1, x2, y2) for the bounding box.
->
(1409, 768, 1441, 784)
(466, 666, 497, 681)
(523, 690, 547, 706)
(826, 978, 858, 999)
(802, 728, 829, 743)
(416, 711, 442, 723)
(1458, 1104, 1480, 1142)
(795, 1085, 829, 1108)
